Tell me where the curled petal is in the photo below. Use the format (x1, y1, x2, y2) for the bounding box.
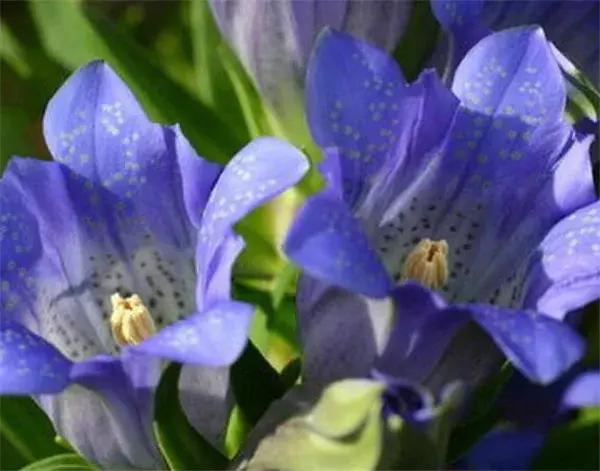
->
(285, 192, 393, 298)
(524, 200, 600, 320)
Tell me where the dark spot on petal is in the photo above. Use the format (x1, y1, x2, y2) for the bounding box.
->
(148, 298, 157, 308)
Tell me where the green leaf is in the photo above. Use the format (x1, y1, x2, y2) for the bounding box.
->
(392, 1, 440, 81)
(383, 382, 466, 470)
(153, 363, 228, 471)
(533, 407, 600, 470)
(0, 396, 65, 470)
(19, 453, 97, 471)
(242, 380, 385, 471)
(310, 380, 385, 437)
(29, 0, 248, 164)
(447, 364, 513, 462)
(230, 342, 287, 427)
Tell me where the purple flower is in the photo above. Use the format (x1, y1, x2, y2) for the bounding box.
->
(284, 26, 599, 400)
(0, 61, 309, 468)
(430, 0, 599, 87)
(209, 0, 411, 117)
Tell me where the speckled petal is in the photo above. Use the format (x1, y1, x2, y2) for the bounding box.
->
(284, 192, 393, 298)
(431, 0, 489, 80)
(42, 61, 218, 250)
(464, 303, 585, 384)
(0, 322, 72, 394)
(482, 1, 599, 87)
(134, 300, 254, 366)
(524, 201, 600, 320)
(195, 137, 308, 308)
(306, 28, 407, 207)
(1, 158, 198, 361)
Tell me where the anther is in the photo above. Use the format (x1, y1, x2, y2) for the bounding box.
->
(110, 293, 156, 346)
(401, 239, 449, 289)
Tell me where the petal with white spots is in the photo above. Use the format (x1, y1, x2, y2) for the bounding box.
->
(0, 321, 73, 394)
(306, 28, 407, 207)
(196, 137, 308, 302)
(284, 192, 393, 298)
(524, 200, 600, 320)
(133, 300, 254, 366)
(465, 303, 585, 384)
(43, 61, 218, 250)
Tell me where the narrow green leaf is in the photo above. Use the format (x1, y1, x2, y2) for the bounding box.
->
(153, 363, 228, 471)
(0, 396, 64, 469)
(392, 1, 440, 81)
(29, 0, 248, 164)
(230, 342, 286, 427)
(19, 453, 97, 471)
(447, 365, 513, 462)
(533, 407, 600, 470)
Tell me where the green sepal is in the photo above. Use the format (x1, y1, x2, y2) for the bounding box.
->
(242, 379, 386, 471)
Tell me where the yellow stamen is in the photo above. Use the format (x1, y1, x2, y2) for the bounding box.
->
(110, 293, 156, 346)
(401, 239, 449, 289)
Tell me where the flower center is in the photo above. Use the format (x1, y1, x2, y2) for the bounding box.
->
(110, 293, 156, 346)
(401, 238, 449, 289)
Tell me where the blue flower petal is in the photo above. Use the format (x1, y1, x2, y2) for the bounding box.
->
(524, 201, 600, 320)
(453, 26, 565, 125)
(42, 60, 217, 250)
(134, 300, 254, 366)
(465, 304, 585, 384)
(481, 1, 599, 87)
(196, 137, 308, 306)
(285, 192, 393, 298)
(178, 364, 232, 451)
(431, 0, 484, 28)
(295, 275, 394, 389)
(0, 322, 72, 394)
(306, 28, 407, 207)
(562, 370, 600, 409)
(50, 353, 163, 468)
(374, 282, 468, 383)
(459, 428, 545, 471)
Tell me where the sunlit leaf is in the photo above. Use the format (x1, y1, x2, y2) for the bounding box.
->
(241, 380, 385, 471)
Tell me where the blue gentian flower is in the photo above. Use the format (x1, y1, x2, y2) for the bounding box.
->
(284, 27, 600, 399)
(209, 0, 411, 117)
(0, 61, 309, 468)
(430, 0, 599, 88)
